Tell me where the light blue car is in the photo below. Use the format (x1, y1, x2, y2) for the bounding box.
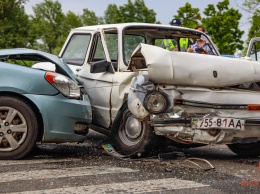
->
(0, 48, 92, 159)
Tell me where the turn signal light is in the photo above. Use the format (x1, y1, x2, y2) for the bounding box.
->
(247, 104, 260, 111)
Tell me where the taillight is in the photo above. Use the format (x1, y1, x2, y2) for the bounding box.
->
(45, 72, 81, 99)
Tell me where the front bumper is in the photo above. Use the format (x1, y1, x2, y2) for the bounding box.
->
(150, 115, 260, 145)
(24, 93, 92, 143)
(128, 74, 260, 145)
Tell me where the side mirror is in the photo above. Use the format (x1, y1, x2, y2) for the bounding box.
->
(90, 60, 114, 73)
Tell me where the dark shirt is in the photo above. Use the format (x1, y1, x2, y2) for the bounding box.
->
(191, 41, 214, 55)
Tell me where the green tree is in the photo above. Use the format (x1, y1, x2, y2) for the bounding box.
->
(173, 2, 201, 28)
(104, 0, 159, 24)
(243, 0, 260, 12)
(202, 0, 244, 54)
(81, 8, 103, 25)
(64, 11, 82, 30)
(0, 0, 31, 49)
(243, 0, 260, 41)
(51, 11, 83, 54)
(30, 0, 65, 54)
(247, 10, 260, 39)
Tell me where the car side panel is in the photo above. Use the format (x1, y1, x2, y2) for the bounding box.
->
(0, 63, 58, 95)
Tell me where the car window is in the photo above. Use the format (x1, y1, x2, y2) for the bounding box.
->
(124, 35, 145, 64)
(249, 41, 260, 62)
(154, 38, 178, 50)
(105, 33, 118, 62)
(62, 33, 91, 66)
(93, 35, 106, 61)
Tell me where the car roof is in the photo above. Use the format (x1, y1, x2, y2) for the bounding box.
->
(72, 22, 197, 33)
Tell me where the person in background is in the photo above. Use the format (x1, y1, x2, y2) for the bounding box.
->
(163, 18, 190, 51)
(187, 26, 214, 55)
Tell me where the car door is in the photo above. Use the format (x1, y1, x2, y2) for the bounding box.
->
(76, 31, 115, 129)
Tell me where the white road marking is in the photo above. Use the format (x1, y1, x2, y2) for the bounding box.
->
(0, 158, 81, 166)
(12, 178, 208, 194)
(0, 166, 138, 183)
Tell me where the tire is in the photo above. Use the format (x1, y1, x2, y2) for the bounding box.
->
(227, 142, 260, 157)
(0, 96, 39, 159)
(112, 105, 156, 158)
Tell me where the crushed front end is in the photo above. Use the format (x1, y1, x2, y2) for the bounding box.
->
(128, 74, 260, 145)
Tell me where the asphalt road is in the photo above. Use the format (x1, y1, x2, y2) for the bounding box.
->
(0, 130, 260, 194)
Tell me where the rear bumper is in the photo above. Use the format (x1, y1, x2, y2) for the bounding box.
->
(24, 93, 92, 143)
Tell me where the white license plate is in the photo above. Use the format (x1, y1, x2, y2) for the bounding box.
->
(191, 117, 245, 130)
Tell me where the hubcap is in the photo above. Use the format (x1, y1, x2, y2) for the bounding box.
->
(118, 110, 144, 146)
(0, 107, 28, 152)
(125, 116, 142, 139)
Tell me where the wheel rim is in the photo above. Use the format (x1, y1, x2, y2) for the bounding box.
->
(118, 111, 144, 146)
(0, 107, 28, 152)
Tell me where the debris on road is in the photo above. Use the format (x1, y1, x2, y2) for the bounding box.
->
(102, 144, 215, 171)
(183, 158, 215, 171)
(102, 144, 128, 158)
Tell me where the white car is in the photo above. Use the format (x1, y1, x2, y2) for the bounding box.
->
(59, 23, 260, 157)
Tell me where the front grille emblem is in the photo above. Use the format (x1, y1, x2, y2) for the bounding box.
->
(213, 71, 217, 78)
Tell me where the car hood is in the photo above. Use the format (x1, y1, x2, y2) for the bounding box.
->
(0, 48, 77, 82)
(128, 43, 260, 87)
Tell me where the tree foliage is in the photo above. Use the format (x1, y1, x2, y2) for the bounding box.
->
(202, 0, 244, 54)
(104, 0, 159, 24)
(243, 0, 260, 41)
(243, 0, 260, 13)
(173, 2, 201, 28)
(248, 10, 260, 39)
(0, 0, 31, 49)
(30, 0, 66, 54)
(0, 0, 254, 55)
(81, 8, 103, 26)
(64, 11, 82, 30)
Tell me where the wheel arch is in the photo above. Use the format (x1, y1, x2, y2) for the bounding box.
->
(0, 91, 44, 142)
(111, 100, 128, 135)
(111, 100, 157, 157)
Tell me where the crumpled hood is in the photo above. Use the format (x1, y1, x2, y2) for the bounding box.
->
(128, 43, 260, 87)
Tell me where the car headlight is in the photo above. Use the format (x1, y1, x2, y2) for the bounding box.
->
(144, 91, 168, 114)
(45, 72, 81, 99)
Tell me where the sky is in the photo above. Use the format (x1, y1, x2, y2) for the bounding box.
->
(24, 0, 250, 41)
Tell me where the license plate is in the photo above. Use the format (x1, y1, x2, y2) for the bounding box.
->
(191, 117, 245, 130)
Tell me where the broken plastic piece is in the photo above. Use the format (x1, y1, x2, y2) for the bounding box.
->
(184, 157, 215, 171)
(158, 152, 185, 161)
(101, 144, 128, 158)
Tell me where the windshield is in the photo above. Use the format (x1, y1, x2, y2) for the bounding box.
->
(62, 34, 91, 66)
(124, 34, 145, 63)
(122, 26, 219, 66)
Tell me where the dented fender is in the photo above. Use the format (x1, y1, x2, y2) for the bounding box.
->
(128, 75, 151, 119)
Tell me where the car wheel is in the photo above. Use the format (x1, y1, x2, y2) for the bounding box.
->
(112, 106, 156, 157)
(0, 96, 39, 159)
(227, 142, 260, 157)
